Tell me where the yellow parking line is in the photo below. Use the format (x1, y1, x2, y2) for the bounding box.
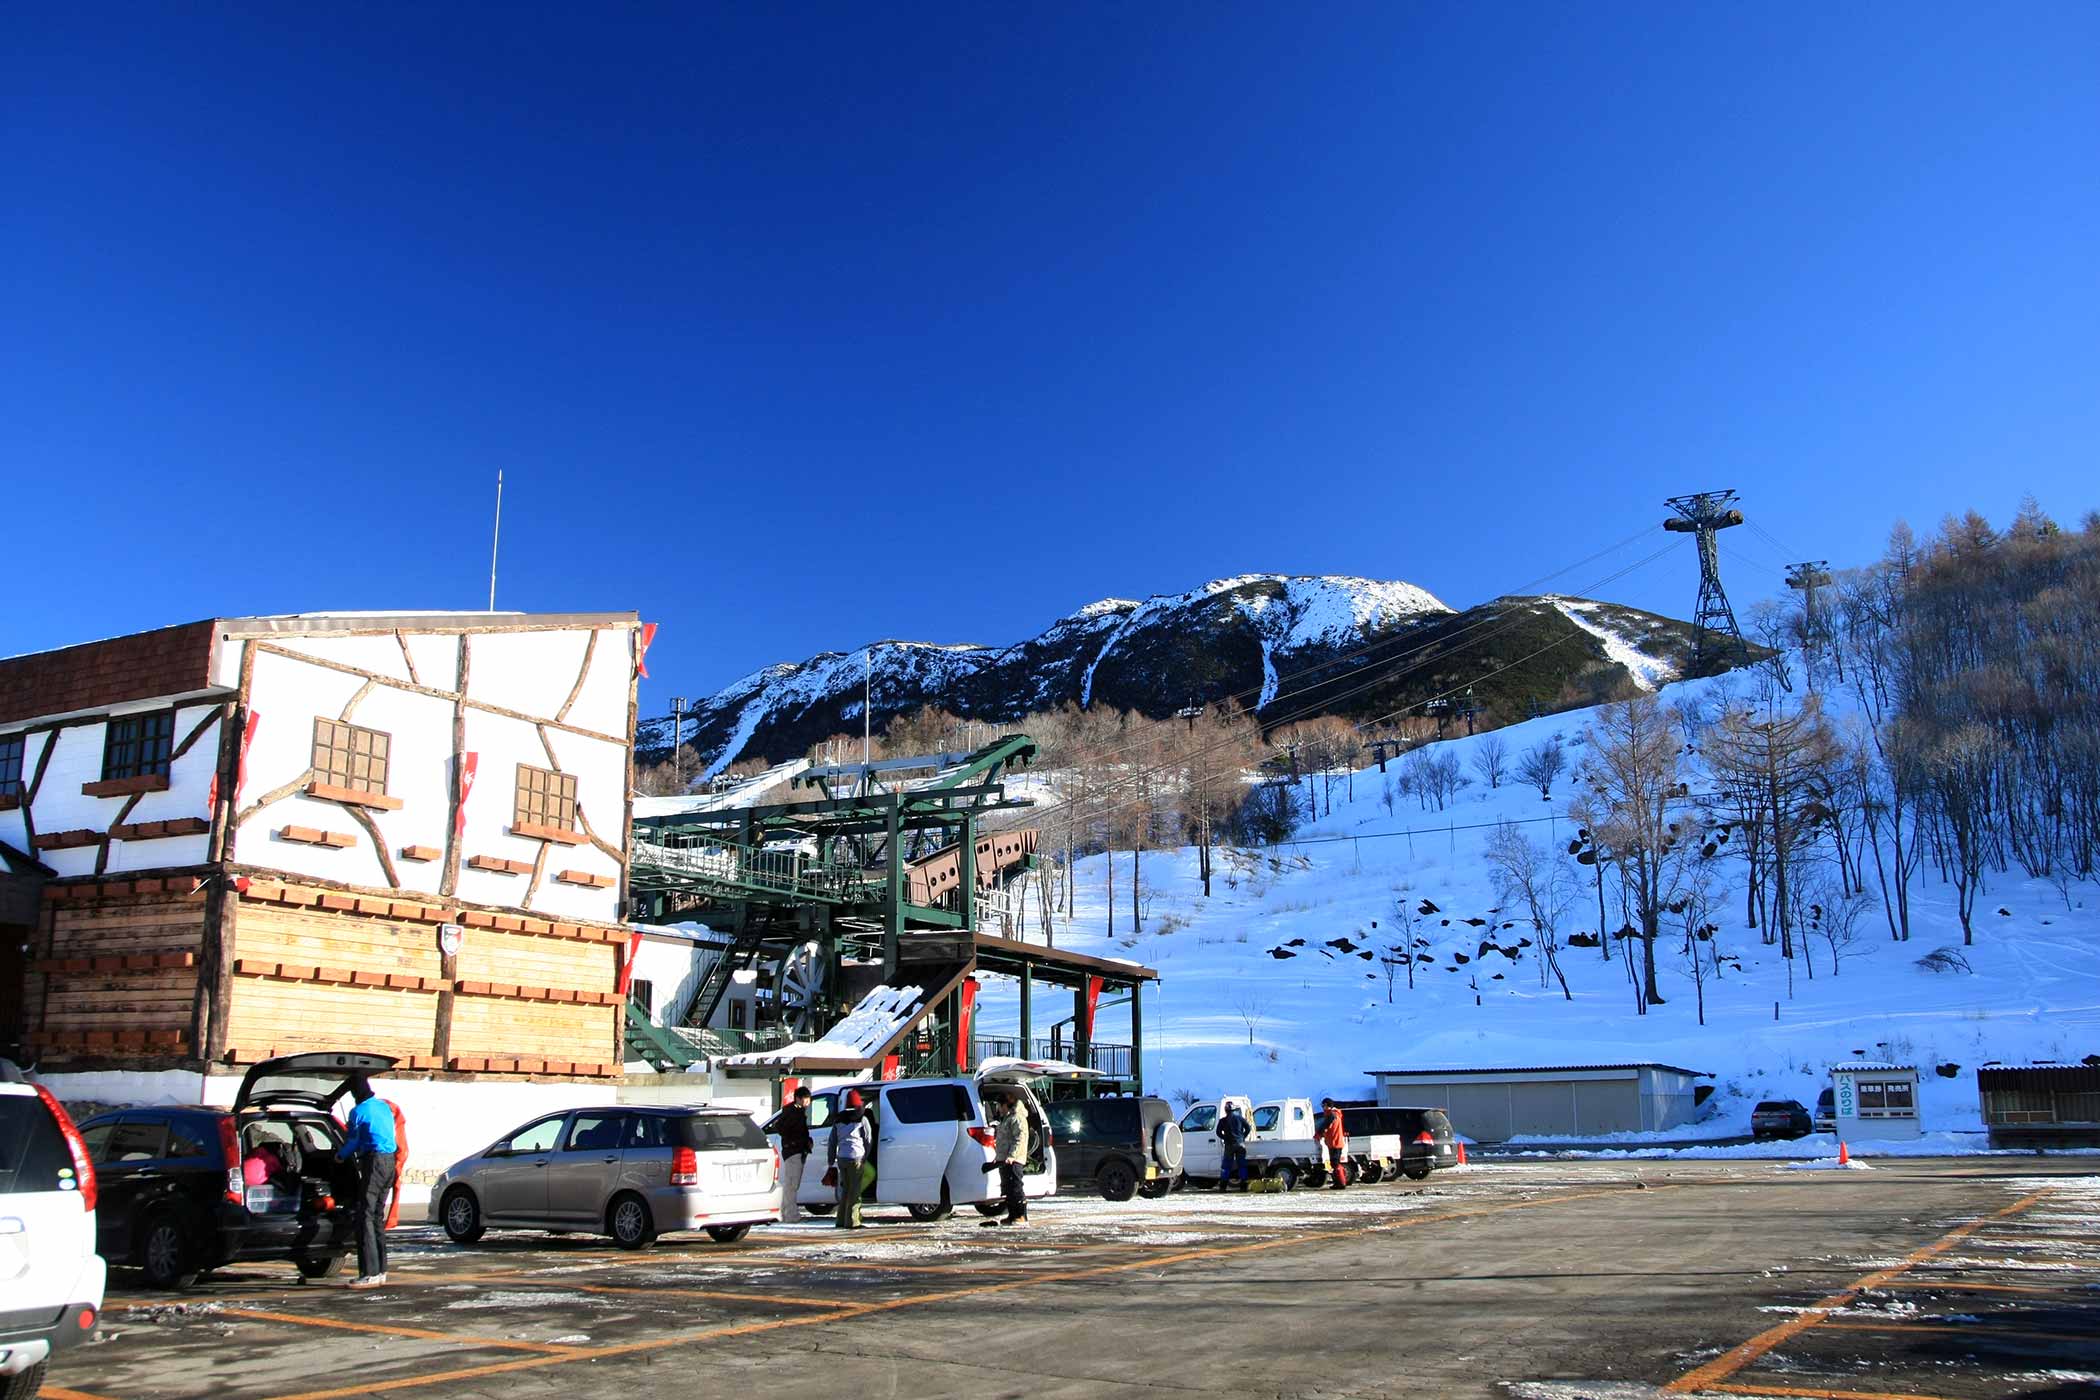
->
(215, 1307, 593, 1355)
(1661, 1190, 2051, 1395)
(255, 1180, 1656, 1400)
(430, 1269, 847, 1309)
(1879, 1277, 2082, 1296)
(38, 1386, 130, 1400)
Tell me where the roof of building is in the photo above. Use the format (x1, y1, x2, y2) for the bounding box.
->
(1831, 1062, 1916, 1073)
(1367, 1062, 1708, 1078)
(1, 611, 638, 729)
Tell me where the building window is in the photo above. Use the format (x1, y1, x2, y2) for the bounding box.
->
(311, 719, 391, 798)
(728, 1000, 747, 1030)
(103, 711, 175, 782)
(629, 978, 655, 1018)
(0, 733, 23, 798)
(514, 765, 578, 832)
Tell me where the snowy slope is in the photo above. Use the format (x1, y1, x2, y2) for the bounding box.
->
(972, 669, 2100, 1141)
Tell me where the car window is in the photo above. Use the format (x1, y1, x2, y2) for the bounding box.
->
(1252, 1106, 1280, 1132)
(167, 1117, 216, 1159)
(805, 1094, 834, 1129)
(1181, 1105, 1217, 1132)
(1424, 1111, 1453, 1136)
(671, 1115, 767, 1151)
(627, 1115, 667, 1149)
(503, 1118, 565, 1154)
(79, 1120, 119, 1163)
(885, 1084, 970, 1125)
(105, 1119, 170, 1163)
(0, 1095, 74, 1194)
(294, 1118, 337, 1155)
(1050, 1104, 1089, 1141)
(564, 1113, 626, 1151)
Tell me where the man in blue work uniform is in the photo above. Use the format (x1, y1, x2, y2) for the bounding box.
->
(337, 1073, 398, 1288)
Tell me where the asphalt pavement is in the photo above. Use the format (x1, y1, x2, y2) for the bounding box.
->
(47, 1157, 2100, 1400)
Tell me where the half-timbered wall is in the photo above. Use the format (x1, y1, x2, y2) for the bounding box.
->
(223, 622, 633, 926)
(1, 701, 223, 879)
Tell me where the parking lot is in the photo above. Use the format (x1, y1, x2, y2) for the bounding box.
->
(47, 1158, 2100, 1400)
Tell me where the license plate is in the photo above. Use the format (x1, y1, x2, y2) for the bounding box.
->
(722, 1162, 758, 1184)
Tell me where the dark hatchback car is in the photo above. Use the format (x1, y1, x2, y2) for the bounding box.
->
(1751, 1100, 1814, 1140)
(1345, 1106, 1461, 1179)
(76, 1052, 395, 1288)
(1043, 1096, 1183, 1202)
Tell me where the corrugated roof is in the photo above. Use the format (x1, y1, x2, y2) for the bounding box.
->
(1367, 1063, 1708, 1078)
(1831, 1062, 1915, 1073)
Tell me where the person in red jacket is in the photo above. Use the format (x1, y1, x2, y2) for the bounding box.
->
(1318, 1098, 1349, 1189)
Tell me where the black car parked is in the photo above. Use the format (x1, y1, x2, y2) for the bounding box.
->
(1344, 1106, 1461, 1179)
(1043, 1096, 1183, 1202)
(1750, 1099, 1814, 1140)
(76, 1052, 394, 1288)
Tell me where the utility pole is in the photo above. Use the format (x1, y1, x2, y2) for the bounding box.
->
(669, 695, 687, 793)
(1176, 697, 1202, 733)
(1663, 490, 1749, 671)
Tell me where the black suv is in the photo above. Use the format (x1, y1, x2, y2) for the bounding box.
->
(1044, 1096, 1183, 1201)
(1345, 1106, 1460, 1179)
(76, 1052, 395, 1288)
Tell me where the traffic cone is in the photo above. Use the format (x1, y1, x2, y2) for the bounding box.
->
(1837, 1141, 1850, 1166)
(1456, 1141, 1468, 1166)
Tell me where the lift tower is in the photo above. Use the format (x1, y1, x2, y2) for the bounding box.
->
(1663, 490, 1749, 671)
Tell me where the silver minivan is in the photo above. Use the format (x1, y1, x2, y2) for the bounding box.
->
(432, 1105, 779, 1250)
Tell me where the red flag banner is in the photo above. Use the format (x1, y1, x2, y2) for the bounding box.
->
(456, 752, 479, 841)
(636, 622, 658, 679)
(617, 930, 644, 996)
(211, 710, 263, 812)
(1080, 975, 1104, 1045)
(956, 976, 979, 1073)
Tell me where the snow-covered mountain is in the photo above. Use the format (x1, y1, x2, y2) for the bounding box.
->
(649, 574, 1704, 775)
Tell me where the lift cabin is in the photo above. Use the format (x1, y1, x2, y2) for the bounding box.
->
(625, 736, 1155, 1096)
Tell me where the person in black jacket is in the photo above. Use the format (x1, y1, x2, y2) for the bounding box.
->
(1218, 1102, 1252, 1190)
(776, 1086, 815, 1224)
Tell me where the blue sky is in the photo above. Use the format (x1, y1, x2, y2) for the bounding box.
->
(6, 5, 2095, 710)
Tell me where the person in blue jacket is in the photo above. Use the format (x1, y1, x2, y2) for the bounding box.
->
(336, 1073, 398, 1287)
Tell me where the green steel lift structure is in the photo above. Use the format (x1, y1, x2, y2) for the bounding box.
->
(626, 736, 1154, 1092)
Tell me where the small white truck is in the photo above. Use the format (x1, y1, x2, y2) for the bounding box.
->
(1179, 1096, 1337, 1190)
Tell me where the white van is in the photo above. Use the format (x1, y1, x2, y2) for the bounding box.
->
(766, 1062, 1066, 1220)
(1, 1071, 105, 1398)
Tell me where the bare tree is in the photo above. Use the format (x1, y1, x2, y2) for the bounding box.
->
(1483, 821, 1573, 999)
(1579, 695, 1698, 1006)
(1232, 991, 1272, 1045)
(1516, 738, 1567, 801)
(1471, 733, 1509, 790)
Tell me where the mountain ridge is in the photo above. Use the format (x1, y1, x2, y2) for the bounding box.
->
(646, 574, 1708, 775)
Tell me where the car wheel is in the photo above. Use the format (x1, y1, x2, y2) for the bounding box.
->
(704, 1224, 752, 1244)
(139, 1212, 200, 1290)
(608, 1193, 656, 1250)
(296, 1253, 346, 1280)
(1097, 1159, 1139, 1202)
(805, 1202, 836, 1217)
(1360, 1160, 1386, 1184)
(1402, 1160, 1432, 1181)
(906, 1198, 954, 1222)
(1136, 1178, 1172, 1199)
(973, 1201, 1005, 1217)
(1269, 1163, 1298, 1192)
(0, 1360, 47, 1400)
(441, 1187, 486, 1244)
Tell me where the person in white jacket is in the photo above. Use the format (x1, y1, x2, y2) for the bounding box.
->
(982, 1095, 1031, 1228)
(827, 1090, 873, 1230)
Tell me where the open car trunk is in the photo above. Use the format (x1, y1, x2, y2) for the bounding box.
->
(233, 1051, 399, 1115)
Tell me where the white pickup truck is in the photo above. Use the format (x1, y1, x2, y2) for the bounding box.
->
(1179, 1096, 1336, 1190)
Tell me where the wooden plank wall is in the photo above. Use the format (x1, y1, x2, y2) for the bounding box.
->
(451, 927, 618, 1065)
(32, 891, 206, 1055)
